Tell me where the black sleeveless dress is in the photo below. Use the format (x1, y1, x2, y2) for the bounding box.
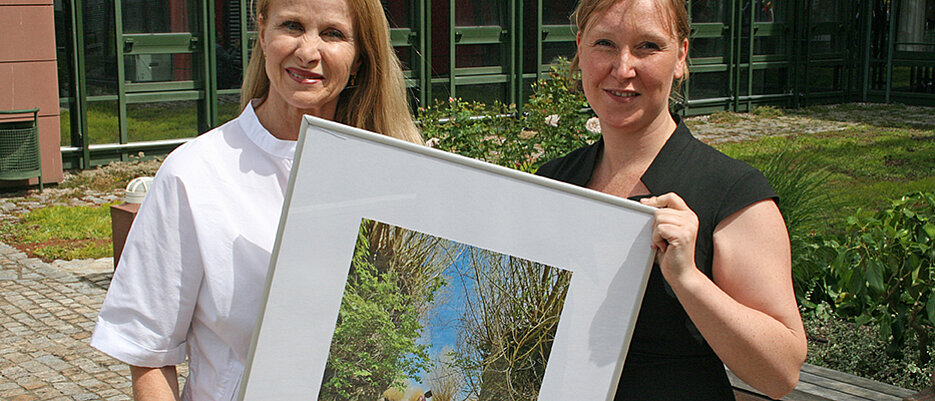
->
(536, 115, 777, 400)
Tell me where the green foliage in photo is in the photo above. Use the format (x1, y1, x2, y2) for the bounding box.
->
(320, 225, 433, 400)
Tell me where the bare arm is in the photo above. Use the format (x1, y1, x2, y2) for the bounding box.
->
(130, 365, 180, 401)
(641, 195, 807, 399)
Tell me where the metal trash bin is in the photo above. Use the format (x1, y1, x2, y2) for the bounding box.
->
(0, 108, 42, 191)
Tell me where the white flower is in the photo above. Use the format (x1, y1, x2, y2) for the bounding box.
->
(585, 117, 602, 134)
(544, 114, 560, 127)
(425, 137, 440, 148)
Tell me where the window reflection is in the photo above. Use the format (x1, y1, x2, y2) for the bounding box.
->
(215, 0, 243, 89)
(692, 0, 726, 23)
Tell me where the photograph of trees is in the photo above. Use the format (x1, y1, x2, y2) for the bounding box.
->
(318, 218, 574, 401)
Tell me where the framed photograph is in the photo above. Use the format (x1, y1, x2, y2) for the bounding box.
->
(239, 116, 657, 401)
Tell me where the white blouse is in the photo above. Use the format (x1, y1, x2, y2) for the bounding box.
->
(91, 102, 295, 401)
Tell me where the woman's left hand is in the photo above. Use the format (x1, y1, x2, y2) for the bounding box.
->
(640, 193, 699, 282)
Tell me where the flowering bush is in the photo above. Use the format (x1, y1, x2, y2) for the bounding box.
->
(418, 58, 598, 172)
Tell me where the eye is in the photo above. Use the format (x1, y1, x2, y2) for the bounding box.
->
(640, 41, 662, 51)
(322, 28, 347, 40)
(281, 20, 303, 32)
(593, 39, 615, 48)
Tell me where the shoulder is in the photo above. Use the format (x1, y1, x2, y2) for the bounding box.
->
(535, 140, 602, 186)
(649, 125, 775, 225)
(155, 117, 244, 181)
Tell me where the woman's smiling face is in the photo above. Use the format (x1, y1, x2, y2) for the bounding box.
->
(576, 0, 687, 135)
(258, 0, 359, 120)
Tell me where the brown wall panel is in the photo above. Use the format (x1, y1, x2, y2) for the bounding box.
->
(0, 64, 12, 109)
(37, 115, 64, 182)
(0, 5, 56, 62)
(0, 61, 61, 117)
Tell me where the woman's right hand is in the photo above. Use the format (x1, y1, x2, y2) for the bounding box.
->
(639, 193, 701, 284)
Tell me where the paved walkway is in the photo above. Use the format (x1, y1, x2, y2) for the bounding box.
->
(0, 241, 132, 400)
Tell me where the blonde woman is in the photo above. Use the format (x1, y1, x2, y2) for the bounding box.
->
(90, 0, 420, 399)
(537, 0, 807, 399)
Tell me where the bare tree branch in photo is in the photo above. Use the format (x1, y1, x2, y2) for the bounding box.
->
(455, 249, 572, 401)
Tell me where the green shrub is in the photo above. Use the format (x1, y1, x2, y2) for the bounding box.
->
(823, 192, 935, 365)
(417, 98, 531, 170)
(418, 58, 598, 171)
(523, 58, 599, 164)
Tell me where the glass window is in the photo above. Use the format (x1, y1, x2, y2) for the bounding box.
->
(85, 100, 119, 145)
(691, 0, 726, 23)
(456, 0, 502, 26)
(127, 101, 198, 142)
(216, 0, 244, 89)
(896, 0, 935, 52)
(383, 0, 411, 28)
(218, 94, 241, 125)
(542, 42, 577, 66)
(55, 0, 74, 99)
(754, 35, 786, 56)
(457, 44, 503, 68)
(84, 0, 118, 95)
(122, 0, 197, 33)
(541, 0, 577, 25)
(124, 54, 193, 83)
(810, 0, 840, 23)
(752, 68, 788, 95)
(691, 37, 726, 59)
(688, 71, 730, 99)
(457, 83, 508, 104)
(806, 66, 843, 92)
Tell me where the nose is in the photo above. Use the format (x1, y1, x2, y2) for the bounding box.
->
(610, 49, 637, 81)
(295, 33, 322, 65)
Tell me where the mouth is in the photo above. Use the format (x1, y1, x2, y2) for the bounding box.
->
(286, 68, 324, 83)
(606, 89, 639, 99)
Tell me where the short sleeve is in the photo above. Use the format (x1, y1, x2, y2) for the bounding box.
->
(90, 162, 205, 368)
(715, 167, 778, 225)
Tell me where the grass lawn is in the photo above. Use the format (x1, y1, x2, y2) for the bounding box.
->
(713, 104, 935, 235)
(1, 203, 115, 261)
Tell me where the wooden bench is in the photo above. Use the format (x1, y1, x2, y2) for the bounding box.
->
(728, 363, 919, 400)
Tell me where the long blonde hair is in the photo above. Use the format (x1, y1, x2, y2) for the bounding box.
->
(570, 0, 691, 86)
(240, 0, 421, 144)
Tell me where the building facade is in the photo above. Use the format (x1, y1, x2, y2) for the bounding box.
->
(38, 0, 935, 170)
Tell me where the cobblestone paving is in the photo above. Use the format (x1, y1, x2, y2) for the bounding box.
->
(0, 241, 134, 400)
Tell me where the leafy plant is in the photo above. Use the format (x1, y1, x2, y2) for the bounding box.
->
(825, 192, 935, 365)
(418, 58, 598, 172)
(523, 58, 598, 164)
(418, 98, 530, 169)
(320, 223, 434, 400)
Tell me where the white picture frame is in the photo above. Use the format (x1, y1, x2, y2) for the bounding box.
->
(239, 116, 657, 401)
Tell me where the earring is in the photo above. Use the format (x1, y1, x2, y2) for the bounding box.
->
(348, 74, 357, 87)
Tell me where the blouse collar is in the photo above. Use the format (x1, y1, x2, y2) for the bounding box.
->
(238, 100, 297, 160)
(566, 114, 694, 194)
